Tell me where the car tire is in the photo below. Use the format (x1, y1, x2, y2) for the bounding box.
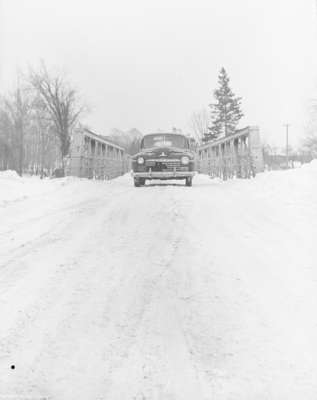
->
(134, 178, 145, 187)
(185, 177, 192, 187)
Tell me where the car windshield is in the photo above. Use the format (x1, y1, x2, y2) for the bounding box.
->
(142, 134, 187, 149)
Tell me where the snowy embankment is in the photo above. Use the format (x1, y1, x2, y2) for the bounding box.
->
(0, 163, 316, 400)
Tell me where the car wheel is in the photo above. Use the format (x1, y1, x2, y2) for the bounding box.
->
(185, 177, 192, 187)
(134, 178, 141, 187)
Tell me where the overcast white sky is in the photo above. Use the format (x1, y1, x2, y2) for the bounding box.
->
(1, 0, 316, 146)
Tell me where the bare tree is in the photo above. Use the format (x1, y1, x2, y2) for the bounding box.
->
(28, 95, 58, 176)
(301, 134, 317, 157)
(189, 108, 209, 143)
(302, 99, 317, 158)
(29, 64, 84, 167)
(0, 66, 85, 175)
(0, 87, 31, 175)
(0, 107, 14, 170)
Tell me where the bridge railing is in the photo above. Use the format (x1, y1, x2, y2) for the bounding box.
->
(66, 128, 131, 179)
(197, 126, 264, 180)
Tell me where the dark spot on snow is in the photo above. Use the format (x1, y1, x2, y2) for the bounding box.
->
(10, 365, 15, 370)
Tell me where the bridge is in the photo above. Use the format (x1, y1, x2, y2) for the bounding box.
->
(198, 126, 264, 179)
(66, 126, 264, 180)
(66, 128, 130, 179)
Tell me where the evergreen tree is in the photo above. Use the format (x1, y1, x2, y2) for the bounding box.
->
(208, 67, 243, 139)
(202, 131, 217, 143)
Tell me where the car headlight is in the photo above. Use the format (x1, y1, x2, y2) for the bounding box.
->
(137, 157, 145, 164)
(181, 156, 190, 165)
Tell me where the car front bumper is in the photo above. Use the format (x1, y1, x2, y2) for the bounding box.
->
(132, 171, 195, 179)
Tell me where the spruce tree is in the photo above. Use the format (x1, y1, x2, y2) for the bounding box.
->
(208, 67, 243, 139)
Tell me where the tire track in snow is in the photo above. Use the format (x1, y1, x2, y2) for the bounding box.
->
(0, 191, 132, 397)
(102, 189, 205, 400)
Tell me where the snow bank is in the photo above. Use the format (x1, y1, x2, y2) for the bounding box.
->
(0, 171, 30, 207)
(0, 170, 21, 180)
(301, 158, 317, 171)
(0, 172, 51, 207)
(0, 159, 315, 206)
(0, 172, 110, 208)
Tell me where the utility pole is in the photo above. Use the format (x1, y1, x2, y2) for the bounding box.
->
(16, 87, 24, 176)
(283, 123, 290, 169)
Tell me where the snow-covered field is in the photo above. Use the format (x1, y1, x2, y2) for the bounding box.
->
(0, 163, 316, 400)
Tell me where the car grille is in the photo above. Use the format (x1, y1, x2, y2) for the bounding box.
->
(145, 159, 188, 172)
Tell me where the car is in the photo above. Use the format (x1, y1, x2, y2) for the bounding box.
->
(132, 133, 196, 187)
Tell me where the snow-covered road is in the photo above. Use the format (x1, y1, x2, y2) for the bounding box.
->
(0, 165, 316, 399)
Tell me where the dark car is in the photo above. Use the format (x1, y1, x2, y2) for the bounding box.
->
(132, 133, 196, 187)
